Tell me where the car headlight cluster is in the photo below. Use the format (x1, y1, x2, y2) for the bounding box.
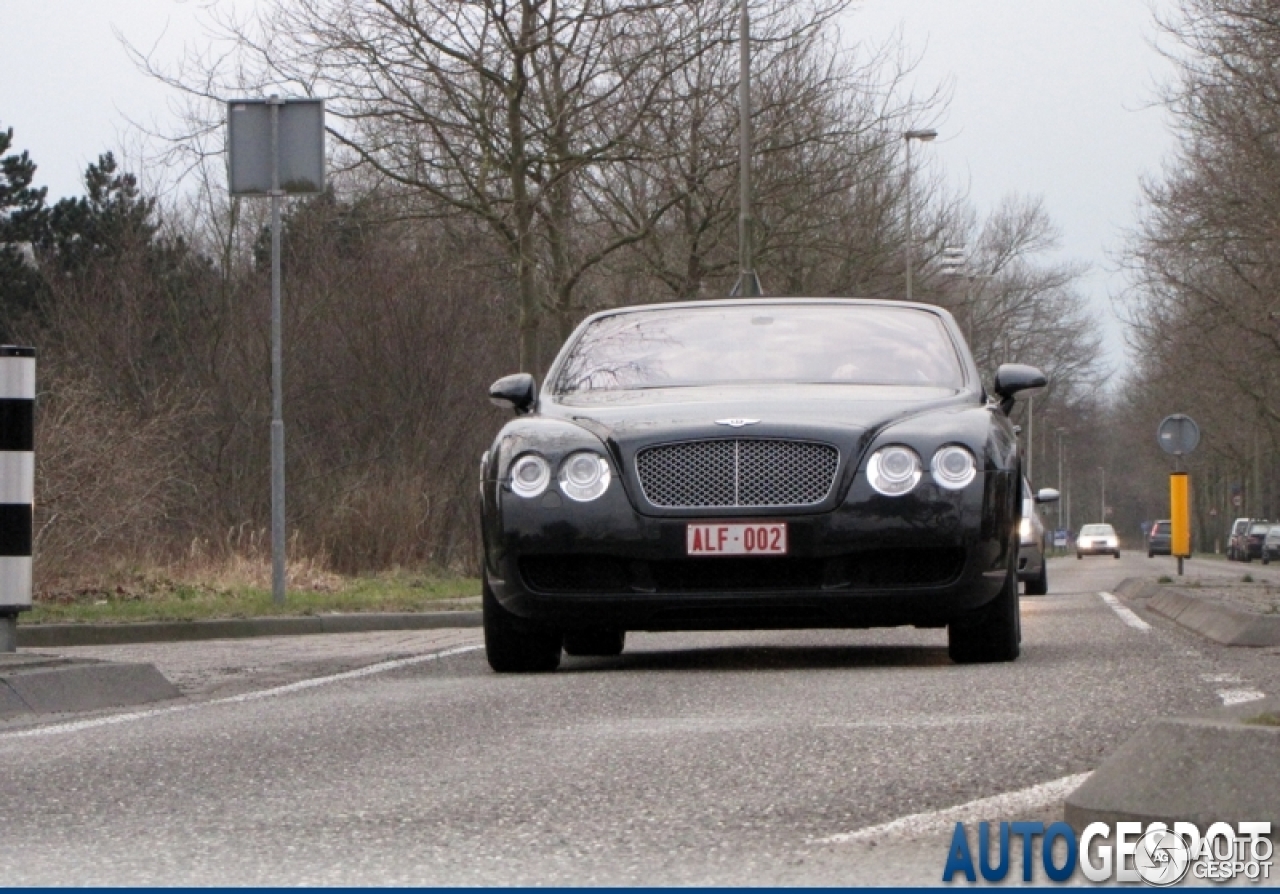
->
(1019, 517, 1035, 544)
(867, 444, 978, 497)
(509, 451, 612, 502)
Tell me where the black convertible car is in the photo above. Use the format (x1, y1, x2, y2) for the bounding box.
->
(481, 299, 1045, 671)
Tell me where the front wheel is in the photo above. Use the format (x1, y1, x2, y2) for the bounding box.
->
(1114, 551, 1121, 559)
(949, 550, 1020, 664)
(1025, 559, 1048, 596)
(483, 580, 562, 673)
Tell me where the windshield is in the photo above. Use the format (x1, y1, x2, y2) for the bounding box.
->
(554, 305, 965, 394)
(1152, 522, 1169, 535)
(1080, 524, 1114, 537)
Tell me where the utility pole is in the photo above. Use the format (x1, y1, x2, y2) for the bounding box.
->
(730, 0, 762, 298)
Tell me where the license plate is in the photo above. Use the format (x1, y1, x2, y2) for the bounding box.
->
(686, 522, 787, 556)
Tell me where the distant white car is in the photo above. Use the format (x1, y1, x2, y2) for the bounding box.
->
(1076, 523, 1120, 559)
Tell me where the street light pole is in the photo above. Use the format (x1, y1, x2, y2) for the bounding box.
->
(1057, 429, 1065, 531)
(1099, 466, 1106, 523)
(903, 129, 937, 301)
(730, 0, 762, 298)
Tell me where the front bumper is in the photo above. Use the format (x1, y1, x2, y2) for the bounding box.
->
(483, 471, 1015, 632)
(1017, 542, 1044, 580)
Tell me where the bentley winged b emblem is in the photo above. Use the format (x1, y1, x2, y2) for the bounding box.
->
(715, 418, 760, 428)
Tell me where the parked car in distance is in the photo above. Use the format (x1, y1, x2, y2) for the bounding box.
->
(1261, 525, 1280, 565)
(1228, 517, 1257, 561)
(1147, 520, 1172, 558)
(1018, 477, 1059, 595)
(1241, 521, 1271, 562)
(1077, 523, 1120, 559)
(482, 298, 1047, 671)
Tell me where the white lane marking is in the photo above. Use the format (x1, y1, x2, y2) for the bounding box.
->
(0, 644, 484, 741)
(1202, 673, 1243, 684)
(813, 772, 1093, 844)
(1098, 591, 1152, 631)
(1219, 689, 1266, 706)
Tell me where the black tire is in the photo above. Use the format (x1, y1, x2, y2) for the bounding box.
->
(563, 629, 626, 657)
(1076, 552, 1082, 560)
(1244, 553, 1253, 564)
(1114, 551, 1121, 559)
(949, 547, 1020, 664)
(1264, 555, 1271, 566)
(1147, 550, 1153, 558)
(482, 580, 562, 673)
(1025, 558, 1048, 596)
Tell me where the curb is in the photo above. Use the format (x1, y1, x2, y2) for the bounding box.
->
(1064, 696, 1280, 832)
(1, 655, 181, 719)
(1113, 578, 1280, 647)
(14, 610, 483, 649)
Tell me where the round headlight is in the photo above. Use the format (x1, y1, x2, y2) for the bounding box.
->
(931, 445, 977, 490)
(510, 453, 551, 498)
(867, 445, 922, 496)
(559, 451, 612, 502)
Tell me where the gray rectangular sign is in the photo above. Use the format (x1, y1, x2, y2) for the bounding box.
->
(227, 98, 325, 195)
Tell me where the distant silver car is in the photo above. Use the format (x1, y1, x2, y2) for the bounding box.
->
(1076, 523, 1120, 559)
(1017, 477, 1059, 595)
(1262, 525, 1280, 565)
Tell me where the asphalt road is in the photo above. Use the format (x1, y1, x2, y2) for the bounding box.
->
(1, 552, 1277, 885)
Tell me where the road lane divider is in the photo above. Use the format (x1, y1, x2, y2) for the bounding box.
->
(1098, 591, 1152, 631)
(0, 644, 484, 740)
(812, 772, 1093, 844)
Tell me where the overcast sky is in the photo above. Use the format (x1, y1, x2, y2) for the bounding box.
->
(1, 0, 1180, 372)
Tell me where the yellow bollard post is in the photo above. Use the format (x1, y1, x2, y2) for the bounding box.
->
(1171, 472, 1190, 575)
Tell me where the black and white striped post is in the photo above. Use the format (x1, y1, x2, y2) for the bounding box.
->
(0, 346, 34, 653)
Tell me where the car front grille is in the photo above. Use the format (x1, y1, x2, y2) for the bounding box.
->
(635, 439, 839, 508)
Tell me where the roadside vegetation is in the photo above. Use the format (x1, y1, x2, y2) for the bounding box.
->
(27, 559, 478, 625)
(1112, 0, 1280, 549)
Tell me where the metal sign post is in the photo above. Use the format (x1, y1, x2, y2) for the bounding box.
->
(227, 97, 324, 606)
(1157, 414, 1201, 576)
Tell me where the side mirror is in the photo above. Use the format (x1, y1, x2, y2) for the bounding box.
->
(993, 363, 1047, 415)
(489, 373, 537, 414)
(1034, 487, 1060, 505)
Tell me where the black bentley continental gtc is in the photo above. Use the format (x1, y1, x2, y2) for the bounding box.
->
(480, 299, 1045, 672)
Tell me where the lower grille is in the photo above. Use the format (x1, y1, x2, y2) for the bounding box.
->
(519, 549, 964, 594)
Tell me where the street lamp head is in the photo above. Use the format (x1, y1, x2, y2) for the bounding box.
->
(904, 128, 938, 142)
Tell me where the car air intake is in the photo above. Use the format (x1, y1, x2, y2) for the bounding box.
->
(635, 439, 839, 508)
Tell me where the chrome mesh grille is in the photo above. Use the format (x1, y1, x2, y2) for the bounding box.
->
(636, 439, 839, 508)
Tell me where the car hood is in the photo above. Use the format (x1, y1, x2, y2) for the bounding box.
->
(546, 383, 978, 457)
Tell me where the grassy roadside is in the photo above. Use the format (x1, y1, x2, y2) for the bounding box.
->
(25, 565, 481, 625)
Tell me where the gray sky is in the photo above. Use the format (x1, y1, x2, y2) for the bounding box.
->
(846, 0, 1179, 372)
(2, 0, 1179, 371)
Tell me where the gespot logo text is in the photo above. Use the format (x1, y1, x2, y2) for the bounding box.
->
(942, 820, 1273, 885)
